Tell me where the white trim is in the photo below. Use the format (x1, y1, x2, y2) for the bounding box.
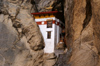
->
(35, 17, 55, 22)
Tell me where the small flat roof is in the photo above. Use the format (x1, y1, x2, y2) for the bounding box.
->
(31, 11, 58, 15)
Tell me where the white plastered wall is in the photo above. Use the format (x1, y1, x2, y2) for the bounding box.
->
(35, 17, 63, 53)
(35, 17, 55, 53)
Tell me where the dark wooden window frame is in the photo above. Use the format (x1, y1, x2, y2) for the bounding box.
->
(47, 31, 51, 39)
(47, 20, 53, 28)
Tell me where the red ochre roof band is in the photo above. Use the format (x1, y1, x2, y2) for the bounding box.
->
(31, 11, 58, 15)
(36, 20, 60, 25)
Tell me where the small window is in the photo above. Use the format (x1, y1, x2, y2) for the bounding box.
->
(47, 20, 52, 28)
(47, 31, 51, 39)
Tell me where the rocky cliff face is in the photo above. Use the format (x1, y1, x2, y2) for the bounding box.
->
(0, 0, 45, 66)
(55, 0, 100, 66)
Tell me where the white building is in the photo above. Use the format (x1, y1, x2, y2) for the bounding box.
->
(32, 11, 64, 53)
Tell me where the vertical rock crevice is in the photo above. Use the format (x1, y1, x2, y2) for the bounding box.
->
(83, 0, 92, 29)
(64, 0, 74, 48)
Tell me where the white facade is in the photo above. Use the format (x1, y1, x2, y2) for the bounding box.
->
(35, 17, 63, 53)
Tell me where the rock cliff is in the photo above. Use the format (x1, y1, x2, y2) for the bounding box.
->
(55, 0, 100, 66)
(0, 0, 44, 66)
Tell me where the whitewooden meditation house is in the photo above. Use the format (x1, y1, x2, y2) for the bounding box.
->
(31, 11, 64, 53)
